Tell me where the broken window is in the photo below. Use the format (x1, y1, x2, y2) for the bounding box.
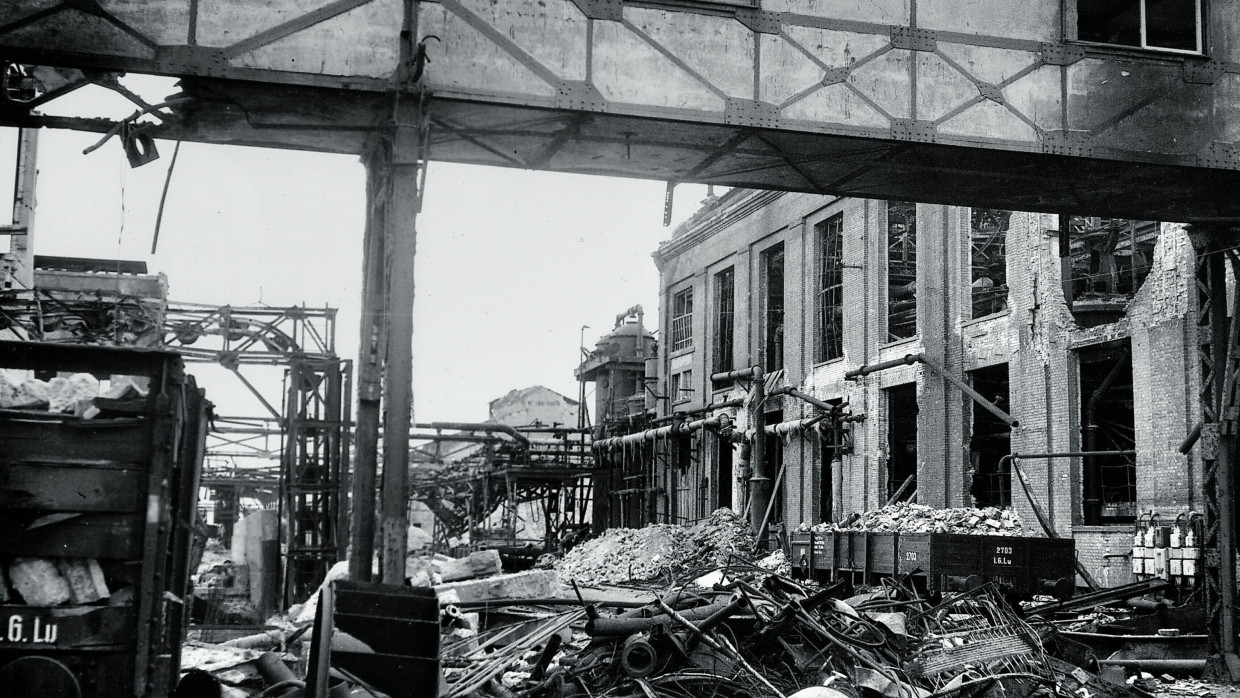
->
(887, 202, 917, 341)
(886, 384, 918, 502)
(971, 209, 1010, 319)
(762, 243, 785, 372)
(1078, 340, 1137, 524)
(1067, 217, 1159, 327)
(968, 364, 1012, 508)
(816, 214, 845, 362)
(670, 287, 693, 352)
(1077, 0, 1202, 54)
(713, 267, 735, 374)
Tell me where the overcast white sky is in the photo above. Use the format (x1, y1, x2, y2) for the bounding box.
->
(3, 77, 719, 424)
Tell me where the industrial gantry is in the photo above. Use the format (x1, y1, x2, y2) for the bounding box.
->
(3, 0, 1240, 675)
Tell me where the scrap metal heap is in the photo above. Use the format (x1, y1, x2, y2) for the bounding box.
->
(437, 560, 1164, 698)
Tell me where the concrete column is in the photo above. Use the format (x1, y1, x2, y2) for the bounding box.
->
(917, 204, 949, 508)
(379, 121, 422, 585)
(349, 148, 388, 582)
(3, 129, 37, 290)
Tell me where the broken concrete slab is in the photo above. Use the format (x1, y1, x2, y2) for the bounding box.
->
(9, 557, 72, 606)
(56, 559, 108, 604)
(435, 549, 502, 583)
(436, 569, 560, 605)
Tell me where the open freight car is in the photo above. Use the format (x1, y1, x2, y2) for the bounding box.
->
(791, 529, 1077, 600)
(0, 341, 209, 698)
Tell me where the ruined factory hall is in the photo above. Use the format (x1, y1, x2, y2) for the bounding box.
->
(7, 1, 1240, 698)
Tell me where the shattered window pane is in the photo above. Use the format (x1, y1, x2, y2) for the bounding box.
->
(1068, 217, 1159, 327)
(887, 201, 917, 341)
(816, 215, 844, 362)
(971, 209, 1010, 319)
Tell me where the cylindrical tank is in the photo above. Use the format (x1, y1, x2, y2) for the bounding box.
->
(590, 322, 656, 425)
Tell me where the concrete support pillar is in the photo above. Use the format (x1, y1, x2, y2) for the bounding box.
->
(2, 128, 37, 291)
(349, 149, 388, 582)
(379, 120, 422, 585)
(917, 204, 949, 508)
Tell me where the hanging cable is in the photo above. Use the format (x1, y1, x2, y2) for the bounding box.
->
(150, 140, 181, 254)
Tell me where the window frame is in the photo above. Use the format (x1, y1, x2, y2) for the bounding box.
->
(1072, 0, 1205, 57)
(713, 266, 735, 375)
(760, 242, 786, 372)
(670, 369, 693, 404)
(670, 287, 694, 353)
(815, 214, 845, 364)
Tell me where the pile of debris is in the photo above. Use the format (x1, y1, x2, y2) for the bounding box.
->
(443, 563, 1152, 698)
(555, 508, 754, 586)
(805, 502, 1025, 535)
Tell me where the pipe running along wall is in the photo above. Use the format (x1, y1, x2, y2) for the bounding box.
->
(844, 353, 1018, 428)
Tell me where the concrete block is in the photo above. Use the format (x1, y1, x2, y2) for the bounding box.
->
(435, 550, 502, 583)
(435, 569, 560, 605)
(242, 510, 280, 617)
(9, 558, 72, 606)
(56, 559, 107, 603)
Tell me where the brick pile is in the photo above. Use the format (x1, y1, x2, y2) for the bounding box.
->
(556, 508, 754, 586)
(804, 502, 1025, 535)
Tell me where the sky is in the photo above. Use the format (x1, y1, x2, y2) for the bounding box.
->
(3, 76, 721, 426)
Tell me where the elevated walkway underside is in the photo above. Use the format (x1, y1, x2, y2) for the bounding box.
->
(0, 1, 1239, 220)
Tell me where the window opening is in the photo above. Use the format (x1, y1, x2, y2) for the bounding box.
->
(765, 409, 784, 525)
(1068, 216, 1159, 327)
(671, 287, 693, 352)
(886, 384, 918, 502)
(1078, 340, 1136, 524)
(1077, 0, 1202, 54)
(713, 267, 735, 374)
(820, 397, 844, 522)
(887, 202, 917, 341)
(670, 369, 692, 403)
(762, 243, 785, 372)
(716, 435, 733, 510)
(816, 214, 845, 362)
(971, 209, 1010, 319)
(968, 364, 1012, 507)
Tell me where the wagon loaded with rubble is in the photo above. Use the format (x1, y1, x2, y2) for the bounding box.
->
(0, 341, 209, 697)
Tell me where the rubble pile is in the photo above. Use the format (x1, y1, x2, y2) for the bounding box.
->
(556, 508, 753, 585)
(443, 565, 1154, 698)
(806, 502, 1025, 535)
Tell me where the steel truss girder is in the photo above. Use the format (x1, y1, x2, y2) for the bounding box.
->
(1193, 231, 1240, 679)
(3, 3, 1240, 219)
(282, 356, 353, 606)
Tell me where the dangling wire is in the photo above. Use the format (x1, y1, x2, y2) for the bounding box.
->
(150, 140, 182, 254)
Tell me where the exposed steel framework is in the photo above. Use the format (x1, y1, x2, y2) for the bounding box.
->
(0, 291, 351, 606)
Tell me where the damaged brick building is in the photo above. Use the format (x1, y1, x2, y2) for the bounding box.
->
(634, 189, 1197, 587)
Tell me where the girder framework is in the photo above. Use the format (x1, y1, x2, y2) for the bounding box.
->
(411, 429, 597, 553)
(0, 290, 351, 605)
(2, 2, 1240, 218)
(1193, 229, 1240, 679)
